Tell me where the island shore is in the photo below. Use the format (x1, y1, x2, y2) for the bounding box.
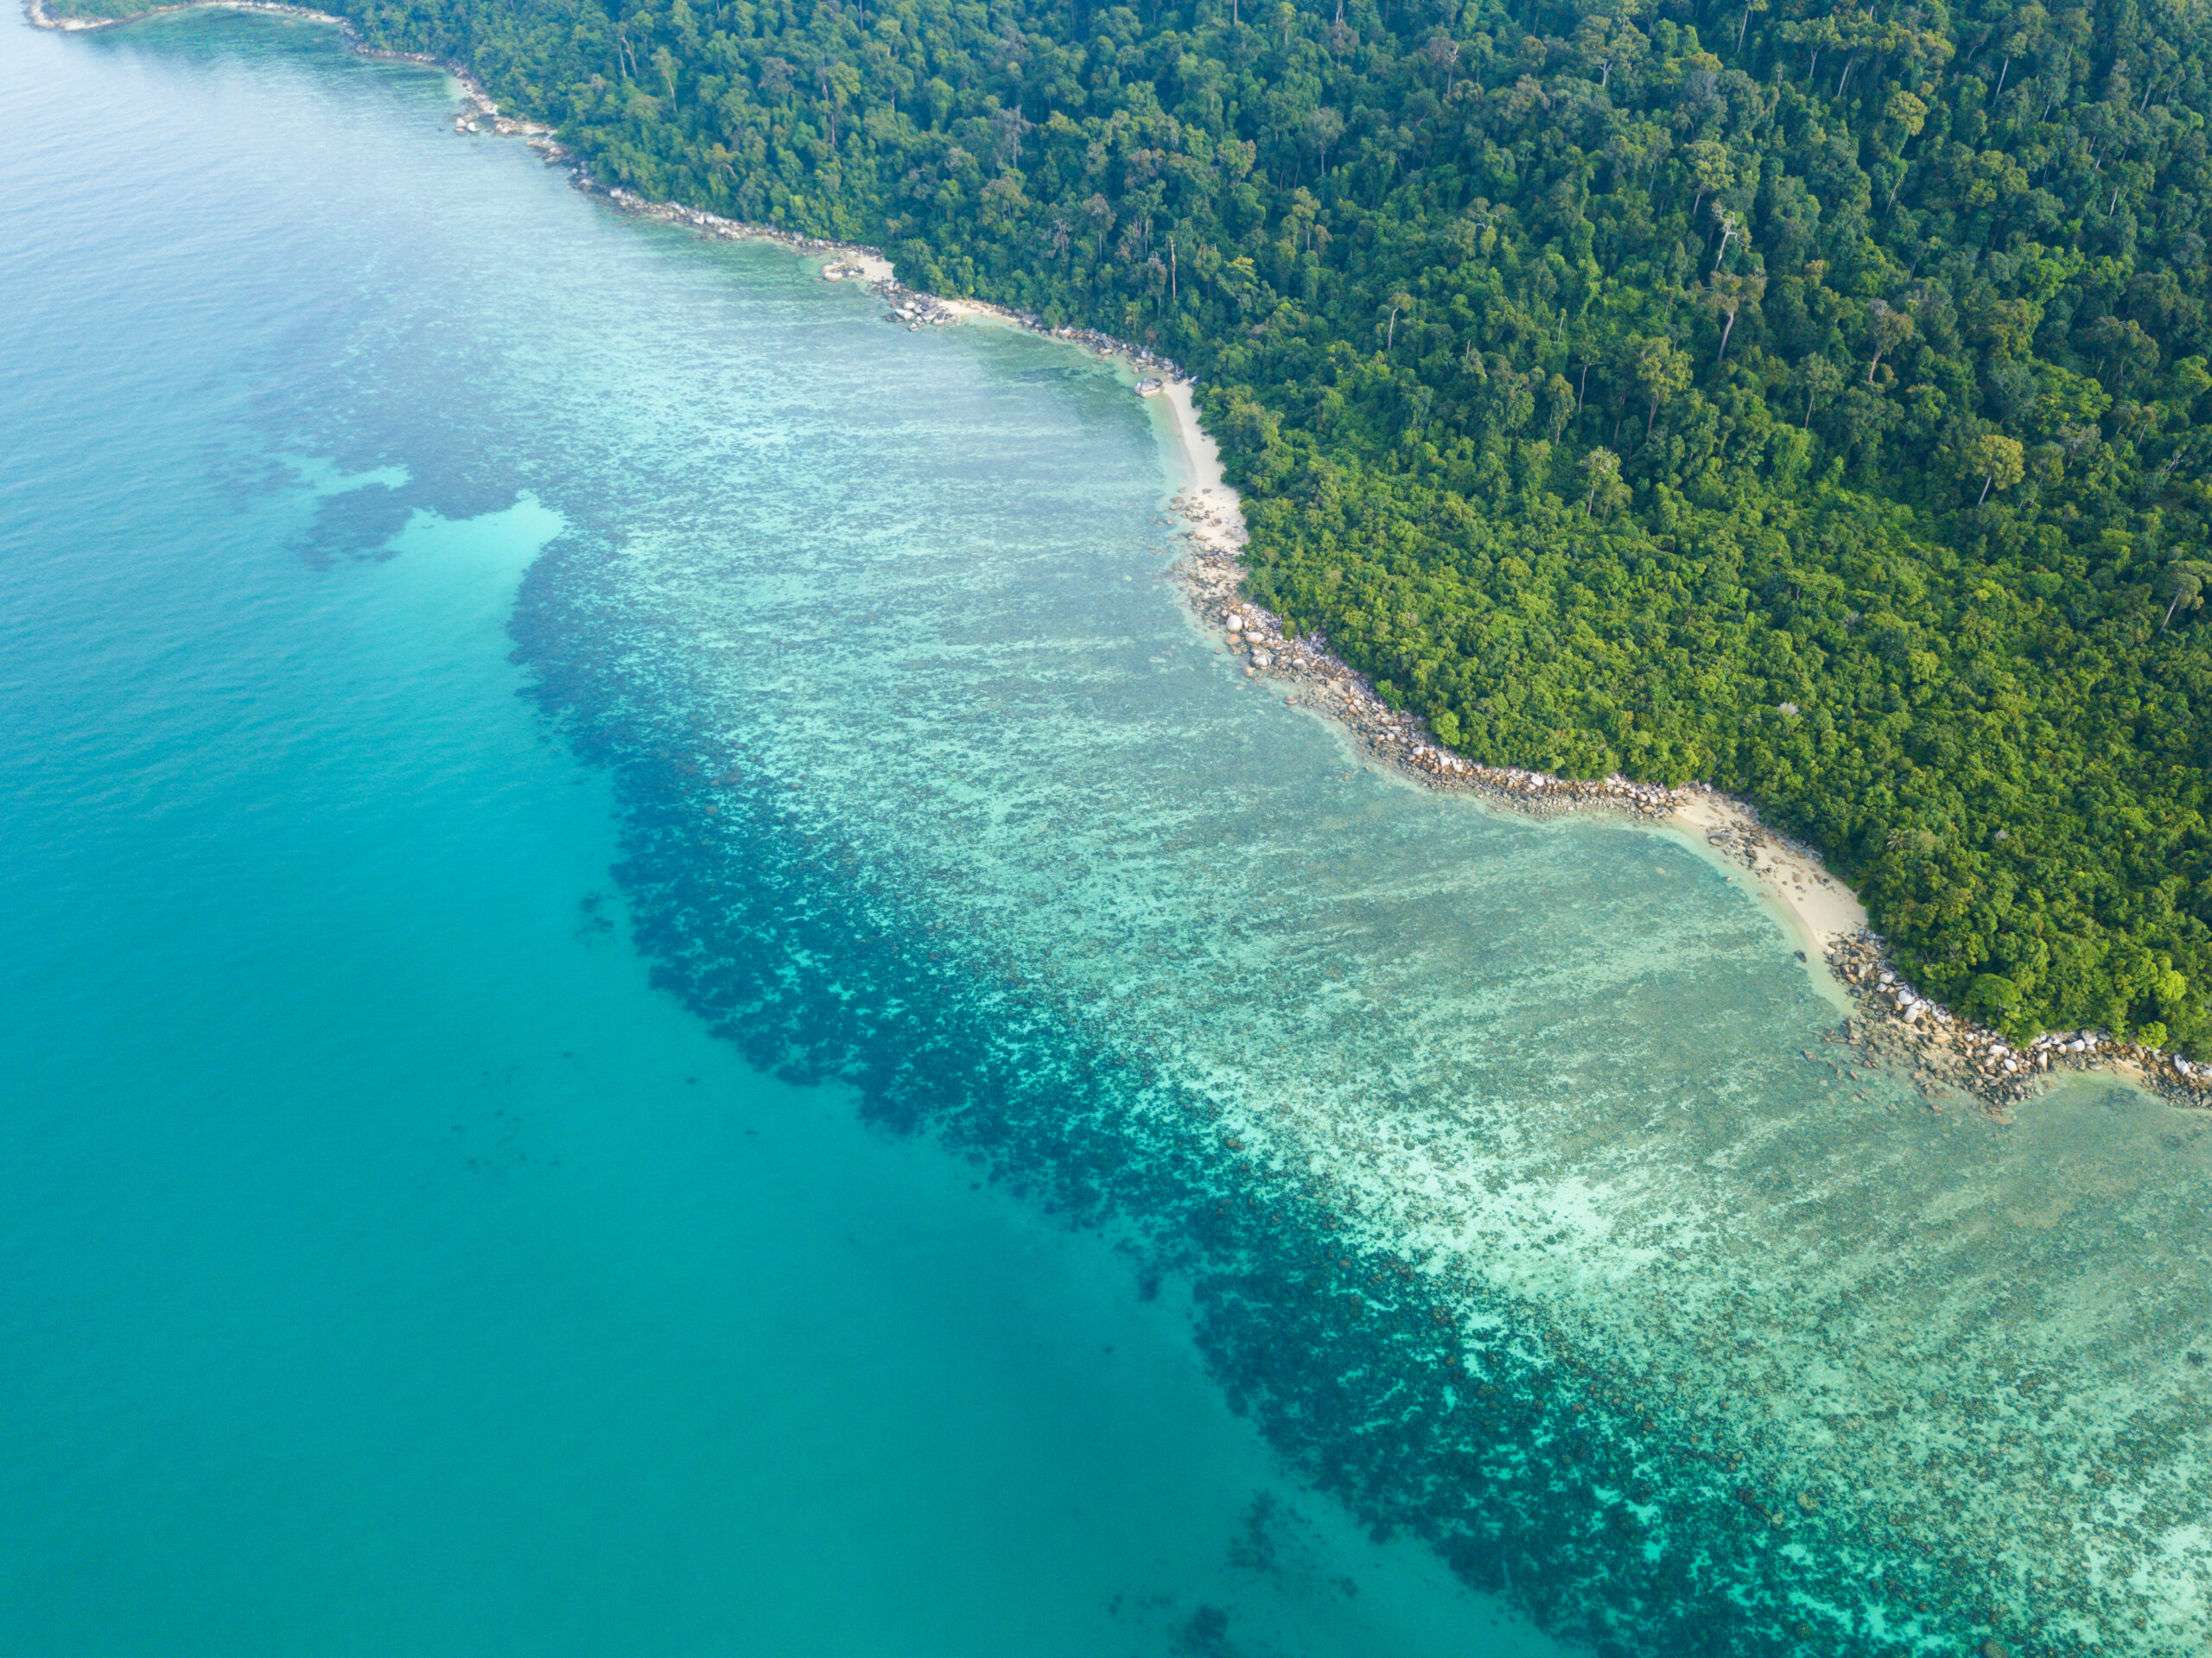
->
(35, 0, 2205, 1117)
(1114, 292, 2209, 1115)
(1158, 489, 2211, 1113)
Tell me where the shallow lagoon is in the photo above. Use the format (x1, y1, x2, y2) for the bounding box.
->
(2, 10, 2207, 1657)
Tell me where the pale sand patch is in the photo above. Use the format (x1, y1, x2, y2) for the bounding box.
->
(821, 251, 895, 283)
(1667, 790, 1867, 962)
(1153, 379, 1242, 554)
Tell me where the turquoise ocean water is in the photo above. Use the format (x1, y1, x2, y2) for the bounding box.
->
(3, 11, 2209, 1657)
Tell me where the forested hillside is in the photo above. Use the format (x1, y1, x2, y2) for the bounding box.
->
(305, 0, 2212, 1052)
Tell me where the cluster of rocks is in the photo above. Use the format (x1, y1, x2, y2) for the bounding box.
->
(595, 189, 893, 272)
(1171, 525, 1678, 824)
(1824, 934, 2212, 1114)
(1700, 816, 1837, 890)
(1408, 753, 1681, 819)
(451, 97, 566, 159)
(451, 85, 567, 161)
(883, 292, 957, 328)
(1169, 485, 1240, 547)
(1039, 322, 1183, 384)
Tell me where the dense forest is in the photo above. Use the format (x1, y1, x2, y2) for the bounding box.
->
(168, 0, 2212, 1051)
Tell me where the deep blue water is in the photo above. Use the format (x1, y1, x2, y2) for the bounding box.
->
(0, 15, 1554, 1654)
(5, 10, 2210, 1658)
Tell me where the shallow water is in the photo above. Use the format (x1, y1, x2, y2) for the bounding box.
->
(3, 10, 2209, 1658)
(0, 16, 1558, 1655)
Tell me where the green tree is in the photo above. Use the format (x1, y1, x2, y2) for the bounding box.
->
(1582, 446, 1620, 515)
(1630, 337, 1692, 437)
(1704, 272, 1764, 362)
(1683, 139, 1733, 221)
(1866, 300, 1914, 384)
(2158, 559, 2212, 630)
(1964, 433, 2025, 505)
(1793, 353, 1843, 427)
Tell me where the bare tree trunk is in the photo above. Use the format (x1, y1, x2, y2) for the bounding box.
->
(1979, 473, 1994, 505)
(1718, 311, 1737, 359)
(1578, 361, 1589, 410)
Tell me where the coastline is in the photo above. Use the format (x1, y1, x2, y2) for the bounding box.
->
(1130, 327, 2210, 1117)
(29, 0, 2208, 1118)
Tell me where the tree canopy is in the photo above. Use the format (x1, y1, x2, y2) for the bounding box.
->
(319, 0, 2212, 1053)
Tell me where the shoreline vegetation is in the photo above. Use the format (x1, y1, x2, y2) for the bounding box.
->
(30, 0, 2212, 1116)
(257, 0, 2212, 1068)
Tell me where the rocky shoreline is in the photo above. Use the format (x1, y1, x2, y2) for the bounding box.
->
(39, 0, 2208, 1121)
(594, 191, 1196, 388)
(1824, 934, 2212, 1113)
(1168, 535, 2212, 1118)
(1173, 538, 1676, 820)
